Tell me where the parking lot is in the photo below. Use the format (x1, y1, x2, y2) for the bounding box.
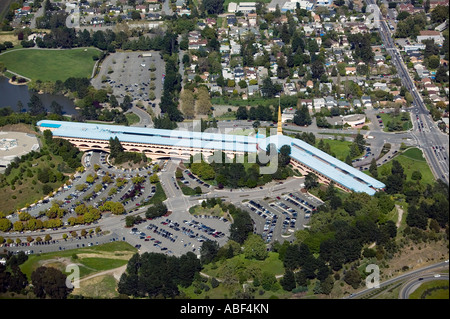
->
(16, 151, 158, 223)
(118, 212, 230, 256)
(91, 51, 164, 107)
(242, 191, 323, 244)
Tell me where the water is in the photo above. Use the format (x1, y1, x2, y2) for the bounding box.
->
(0, 76, 78, 115)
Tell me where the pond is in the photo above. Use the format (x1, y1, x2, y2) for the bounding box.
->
(0, 76, 78, 115)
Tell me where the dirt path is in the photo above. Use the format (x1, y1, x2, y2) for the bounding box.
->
(395, 204, 404, 228)
(78, 264, 127, 284)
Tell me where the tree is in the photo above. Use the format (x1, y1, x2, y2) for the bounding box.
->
(304, 172, 318, 190)
(293, 105, 312, 126)
(50, 100, 63, 115)
(180, 89, 195, 119)
(200, 240, 219, 265)
(0, 218, 12, 232)
(311, 60, 325, 79)
(280, 269, 296, 291)
(202, 0, 225, 14)
(229, 209, 253, 244)
(236, 106, 248, 120)
(195, 87, 212, 115)
(369, 158, 378, 178)
(31, 266, 72, 299)
(424, 0, 430, 13)
(344, 269, 362, 289)
(354, 133, 366, 154)
(145, 202, 168, 219)
(260, 77, 279, 98)
(243, 234, 268, 260)
(28, 94, 46, 116)
(109, 136, 124, 159)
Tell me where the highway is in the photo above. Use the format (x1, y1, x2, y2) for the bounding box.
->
(400, 273, 449, 299)
(347, 260, 449, 299)
(364, 0, 449, 184)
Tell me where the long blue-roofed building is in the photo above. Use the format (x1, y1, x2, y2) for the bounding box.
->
(36, 119, 385, 195)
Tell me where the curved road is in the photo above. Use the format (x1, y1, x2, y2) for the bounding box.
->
(347, 261, 449, 299)
(400, 273, 449, 299)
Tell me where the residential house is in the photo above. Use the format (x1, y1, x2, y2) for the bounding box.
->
(421, 77, 432, 86)
(248, 13, 257, 27)
(373, 82, 389, 91)
(338, 100, 351, 108)
(430, 0, 449, 9)
(248, 85, 259, 96)
(361, 96, 372, 107)
(135, 5, 147, 13)
(284, 82, 297, 96)
(222, 67, 234, 80)
(353, 99, 362, 108)
(300, 99, 313, 111)
(281, 107, 297, 122)
(325, 96, 337, 108)
(425, 83, 440, 94)
(313, 98, 325, 111)
(148, 4, 159, 12)
(398, 3, 422, 14)
(417, 30, 444, 44)
(345, 67, 356, 75)
(206, 18, 216, 28)
(234, 67, 245, 80)
(175, 0, 185, 9)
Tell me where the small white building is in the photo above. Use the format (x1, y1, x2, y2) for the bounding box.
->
(417, 30, 444, 44)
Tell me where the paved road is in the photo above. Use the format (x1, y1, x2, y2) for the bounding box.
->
(347, 261, 449, 299)
(399, 273, 449, 299)
(364, 0, 449, 184)
(129, 105, 153, 127)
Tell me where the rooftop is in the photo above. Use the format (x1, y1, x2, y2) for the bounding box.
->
(37, 120, 385, 195)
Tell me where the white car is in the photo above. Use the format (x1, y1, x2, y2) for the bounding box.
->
(434, 274, 441, 278)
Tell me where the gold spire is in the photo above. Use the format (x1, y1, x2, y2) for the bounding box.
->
(277, 104, 283, 135)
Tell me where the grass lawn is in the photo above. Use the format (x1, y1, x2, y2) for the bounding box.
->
(0, 137, 76, 214)
(0, 48, 100, 82)
(202, 252, 285, 280)
(146, 182, 167, 205)
(182, 252, 290, 299)
(409, 280, 449, 299)
(315, 138, 353, 162)
(377, 147, 434, 185)
(20, 241, 137, 281)
(125, 113, 140, 125)
(378, 112, 412, 132)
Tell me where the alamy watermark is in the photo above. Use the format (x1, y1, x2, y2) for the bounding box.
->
(65, 264, 80, 289)
(177, 121, 279, 175)
(65, 2, 81, 28)
(365, 264, 380, 289)
(365, 4, 382, 29)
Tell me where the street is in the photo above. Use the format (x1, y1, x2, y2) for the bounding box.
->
(364, 0, 449, 184)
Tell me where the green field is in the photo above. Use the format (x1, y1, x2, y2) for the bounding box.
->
(378, 112, 412, 132)
(377, 147, 434, 185)
(409, 280, 449, 299)
(202, 252, 285, 280)
(315, 138, 353, 162)
(182, 252, 289, 299)
(20, 241, 137, 280)
(0, 48, 100, 82)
